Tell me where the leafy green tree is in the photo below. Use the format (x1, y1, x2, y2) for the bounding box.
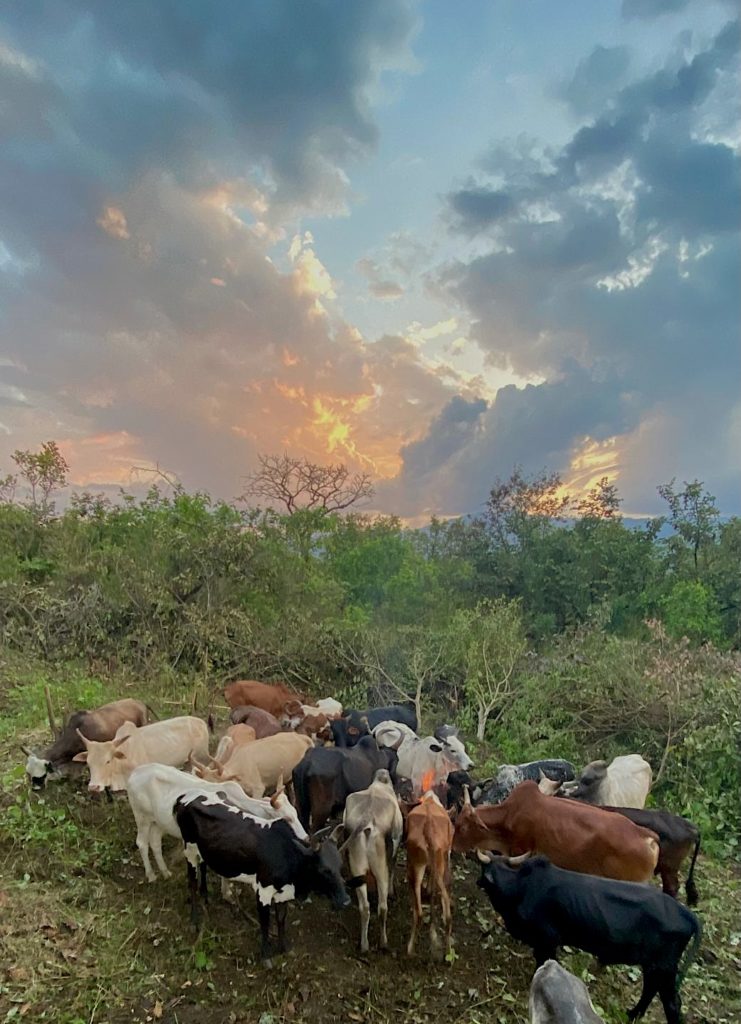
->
(12, 441, 69, 513)
(661, 580, 723, 646)
(658, 478, 719, 576)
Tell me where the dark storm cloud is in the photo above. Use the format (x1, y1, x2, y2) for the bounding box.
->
(394, 18, 741, 516)
(557, 45, 631, 117)
(446, 185, 516, 233)
(397, 395, 487, 479)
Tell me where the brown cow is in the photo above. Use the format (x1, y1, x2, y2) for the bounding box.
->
(224, 680, 307, 718)
(406, 791, 454, 959)
(453, 780, 659, 883)
(213, 723, 257, 763)
(295, 713, 332, 742)
(23, 698, 149, 789)
(229, 705, 283, 738)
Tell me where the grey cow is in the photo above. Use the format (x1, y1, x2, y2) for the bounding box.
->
(333, 769, 403, 952)
(529, 960, 605, 1023)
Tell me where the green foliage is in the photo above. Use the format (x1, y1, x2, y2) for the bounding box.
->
(661, 580, 724, 645)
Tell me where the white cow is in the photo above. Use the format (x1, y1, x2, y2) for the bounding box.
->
(72, 716, 209, 793)
(563, 754, 652, 808)
(126, 763, 307, 882)
(335, 769, 403, 952)
(373, 722, 473, 797)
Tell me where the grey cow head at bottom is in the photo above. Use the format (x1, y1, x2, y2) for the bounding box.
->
(529, 960, 605, 1023)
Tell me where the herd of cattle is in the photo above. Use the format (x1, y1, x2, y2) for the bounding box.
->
(20, 679, 705, 1024)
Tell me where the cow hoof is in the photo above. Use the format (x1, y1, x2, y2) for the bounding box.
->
(160, 869, 172, 880)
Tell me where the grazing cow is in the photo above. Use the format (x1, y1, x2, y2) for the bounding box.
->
(292, 735, 399, 831)
(405, 792, 454, 959)
(331, 703, 418, 748)
(194, 732, 312, 798)
(529, 960, 605, 1024)
(223, 680, 308, 718)
(332, 769, 403, 952)
(126, 763, 307, 882)
(229, 705, 283, 738)
(478, 759, 576, 806)
(374, 722, 473, 797)
(214, 723, 256, 763)
(453, 781, 659, 883)
(478, 854, 701, 1024)
(22, 698, 149, 790)
(564, 754, 652, 808)
(72, 716, 209, 793)
(537, 776, 702, 905)
(174, 792, 350, 960)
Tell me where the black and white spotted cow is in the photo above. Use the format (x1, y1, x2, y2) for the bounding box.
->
(174, 791, 350, 959)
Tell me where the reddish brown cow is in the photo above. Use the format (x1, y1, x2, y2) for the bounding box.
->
(453, 780, 659, 883)
(224, 680, 307, 718)
(295, 713, 332, 742)
(406, 792, 454, 959)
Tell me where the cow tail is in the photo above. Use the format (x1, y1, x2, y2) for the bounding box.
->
(144, 703, 159, 722)
(677, 915, 702, 988)
(294, 768, 311, 832)
(685, 831, 701, 907)
(207, 714, 215, 734)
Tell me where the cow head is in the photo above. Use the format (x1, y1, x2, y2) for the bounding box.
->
(566, 760, 607, 803)
(22, 746, 56, 790)
(72, 728, 132, 793)
(345, 711, 371, 747)
(452, 787, 510, 855)
(476, 853, 532, 914)
(307, 833, 351, 910)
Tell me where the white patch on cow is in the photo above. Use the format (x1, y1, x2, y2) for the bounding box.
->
(25, 754, 50, 780)
(443, 735, 473, 771)
(184, 842, 201, 867)
(231, 873, 296, 905)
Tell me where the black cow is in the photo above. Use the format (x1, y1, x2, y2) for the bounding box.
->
(331, 703, 417, 748)
(174, 793, 350, 960)
(478, 855, 701, 1024)
(601, 806, 701, 905)
(478, 759, 575, 805)
(293, 735, 399, 831)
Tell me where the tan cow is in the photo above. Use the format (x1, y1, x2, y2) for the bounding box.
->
(213, 723, 256, 763)
(194, 732, 312, 798)
(73, 716, 209, 793)
(406, 791, 454, 959)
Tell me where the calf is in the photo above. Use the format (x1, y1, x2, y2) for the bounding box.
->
(454, 781, 659, 883)
(334, 769, 403, 952)
(22, 698, 149, 789)
(478, 854, 701, 1024)
(565, 754, 652, 808)
(292, 735, 399, 831)
(405, 791, 454, 959)
(229, 705, 283, 738)
(174, 792, 350, 959)
(194, 732, 312, 798)
(224, 680, 307, 718)
(72, 716, 209, 793)
(214, 723, 256, 763)
(294, 712, 332, 742)
(529, 960, 605, 1024)
(126, 763, 307, 882)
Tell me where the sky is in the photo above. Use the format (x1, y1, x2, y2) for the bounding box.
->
(0, 0, 738, 519)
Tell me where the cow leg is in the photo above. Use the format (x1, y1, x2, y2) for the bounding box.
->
(186, 861, 202, 928)
(439, 867, 453, 957)
(657, 973, 682, 1024)
(627, 969, 661, 1021)
(377, 869, 391, 952)
(660, 866, 680, 900)
(256, 895, 273, 961)
(199, 862, 208, 904)
(356, 882, 371, 953)
(135, 822, 157, 883)
(275, 903, 289, 953)
(149, 826, 171, 880)
(406, 863, 424, 957)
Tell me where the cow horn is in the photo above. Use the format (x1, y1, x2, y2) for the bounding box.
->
(463, 784, 471, 807)
(112, 733, 131, 748)
(75, 728, 90, 748)
(20, 744, 34, 757)
(211, 756, 225, 770)
(476, 849, 494, 864)
(506, 850, 532, 866)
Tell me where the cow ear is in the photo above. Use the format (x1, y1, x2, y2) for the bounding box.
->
(430, 743, 443, 753)
(113, 749, 127, 760)
(72, 751, 88, 763)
